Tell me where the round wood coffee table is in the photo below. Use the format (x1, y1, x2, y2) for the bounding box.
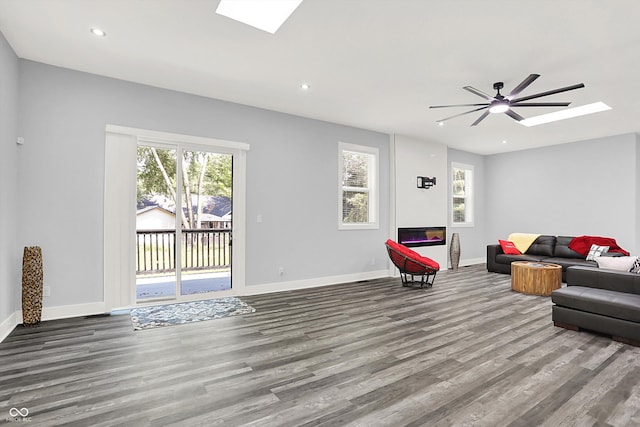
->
(511, 261, 562, 296)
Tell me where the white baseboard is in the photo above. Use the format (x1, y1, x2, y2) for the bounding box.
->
(1, 302, 108, 343)
(17, 302, 108, 323)
(458, 257, 486, 267)
(245, 269, 392, 295)
(44, 301, 107, 320)
(0, 311, 18, 343)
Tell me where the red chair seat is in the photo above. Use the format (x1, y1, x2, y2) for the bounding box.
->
(385, 239, 439, 288)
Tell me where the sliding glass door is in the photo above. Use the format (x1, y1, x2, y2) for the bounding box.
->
(179, 149, 232, 297)
(135, 143, 233, 302)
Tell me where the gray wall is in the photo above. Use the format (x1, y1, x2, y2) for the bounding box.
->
(485, 133, 639, 254)
(9, 56, 640, 323)
(17, 60, 389, 309)
(447, 148, 486, 263)
(0, 32, 19, 325)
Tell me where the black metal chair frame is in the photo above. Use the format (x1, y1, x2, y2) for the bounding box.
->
(386, 244, 438, 288)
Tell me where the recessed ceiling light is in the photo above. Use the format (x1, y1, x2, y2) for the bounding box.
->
(502, 140, 507, 144)
(300, 83, 310, 90)
(437, 121, 445, 127)
(90, 28, 107, 37)
(519, 102, 611, 127)
(216, 0, 303, 34)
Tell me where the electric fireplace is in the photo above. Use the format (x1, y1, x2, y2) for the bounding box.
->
(397, 226, 446, 248)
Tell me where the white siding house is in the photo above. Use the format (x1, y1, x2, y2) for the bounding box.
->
(136, 206, 175, 230)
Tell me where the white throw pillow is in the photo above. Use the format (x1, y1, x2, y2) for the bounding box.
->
(586, 244, 609, 261)
(595, 255, 638, 271)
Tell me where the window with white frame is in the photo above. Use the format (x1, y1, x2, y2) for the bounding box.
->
(452, 162, 474, 226)
(338, 142, 379, 230)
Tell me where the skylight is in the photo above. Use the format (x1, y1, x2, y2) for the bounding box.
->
(519, 102, 611, 127)
(216, 0, 303, 34)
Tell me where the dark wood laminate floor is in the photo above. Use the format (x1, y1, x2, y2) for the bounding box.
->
(2, 265, 640, 426)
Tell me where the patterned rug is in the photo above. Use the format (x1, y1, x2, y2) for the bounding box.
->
(130, 297, 255, 330)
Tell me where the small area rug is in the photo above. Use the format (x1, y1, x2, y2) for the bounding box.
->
(130, 297, 255, 330)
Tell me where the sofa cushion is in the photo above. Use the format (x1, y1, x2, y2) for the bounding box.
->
(566, 266, 640, 295)
(496, 253, 546, 264)
(542, 257, 597, 270)
(525, 235, 556, 257)
(499, 240, 521, 255)
(596, 256, 638, 272)
(552, 286, 640, 323)
(553, 236, 585, 259)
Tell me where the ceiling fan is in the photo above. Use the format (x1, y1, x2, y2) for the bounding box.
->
(429, 74, 584, 126)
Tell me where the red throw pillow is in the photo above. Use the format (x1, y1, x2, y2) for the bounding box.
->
(499, 239, 521, 255)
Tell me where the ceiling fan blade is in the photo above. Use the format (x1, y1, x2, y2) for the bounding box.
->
(437, 105, 489, 123)
(471, 110, 490, 126)
(507, 74, 540, 99)
(429, 103, 489, 109)
(511, 102, 571, 107)
(463, 86, 495, 101)
(505, 109, 525, 121)
(510, 83, 585, 103)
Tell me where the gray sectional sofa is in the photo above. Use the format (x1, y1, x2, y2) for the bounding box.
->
(551, 266, 640, 345)
(487, 235, 601, 281)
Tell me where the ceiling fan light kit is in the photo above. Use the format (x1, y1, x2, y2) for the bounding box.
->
(487, 82, 509, 113)
(430, 74, 585, 126)
(489, 102, 509, 114)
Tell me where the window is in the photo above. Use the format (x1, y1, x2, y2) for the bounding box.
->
(339, 142, 378, 229)
(452, 162, 474, 226)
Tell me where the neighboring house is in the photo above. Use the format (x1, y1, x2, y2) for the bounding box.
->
(136, 202, 231, 230)
(198, 213, 228, 229)
(136, 206, 176, 230)
(138, 195, 231, 217)
(221, 211, 232, 229)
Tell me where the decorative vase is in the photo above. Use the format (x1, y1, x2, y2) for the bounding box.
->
(22, 246, 43, 326)
(450, 233, 460, 270)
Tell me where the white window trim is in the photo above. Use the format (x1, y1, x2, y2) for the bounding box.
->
(338, 141, 379, 230)
(451, 162, 474, 228)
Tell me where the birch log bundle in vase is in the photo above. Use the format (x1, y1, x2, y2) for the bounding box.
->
(22, 246, 43, 326)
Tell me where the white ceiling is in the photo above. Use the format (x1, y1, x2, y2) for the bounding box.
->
(1, 0, 639, 155)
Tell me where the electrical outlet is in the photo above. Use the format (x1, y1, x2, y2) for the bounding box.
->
(43, 286, 51, 297)
(278, 267, 284, 275)
(370, 258, 376, 266)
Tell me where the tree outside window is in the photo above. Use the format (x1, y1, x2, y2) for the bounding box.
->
(452, 163, 473, 226)
(339, 142, 378, 230)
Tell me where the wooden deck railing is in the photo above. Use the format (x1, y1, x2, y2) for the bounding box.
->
(136, 229, 231, 274)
